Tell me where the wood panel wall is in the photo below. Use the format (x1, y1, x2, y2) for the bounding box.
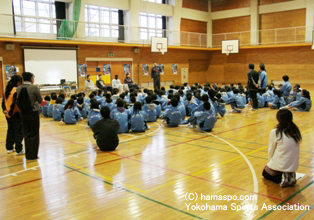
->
(207, 46, 314, 86)
(211, 0, 250, 12)
(182, 0, 208, 12)
(259, 9, 306, 44)
(259, 0, 294, 5)
(180, 18, 207, 33)
(180, 18, 208, 47)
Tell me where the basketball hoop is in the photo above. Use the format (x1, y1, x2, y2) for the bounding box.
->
(226, 50, 231, 56)
(158, 48, 165, 55)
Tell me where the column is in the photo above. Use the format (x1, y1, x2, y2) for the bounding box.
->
(0, 0, 14, 36)
(168, 0, 182, 46)
(124, 0, 141, 43)
(306, 0, 314, 42)
(207, 0, 212, 48)
(250, 0, 259, 45)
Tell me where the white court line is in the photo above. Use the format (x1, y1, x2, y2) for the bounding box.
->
(202, 131, 259, 219)
(0, 122, 161, 179)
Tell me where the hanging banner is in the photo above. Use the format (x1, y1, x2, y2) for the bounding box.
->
(159, 64, 164, 75)
(104, 64, 111, 75)
(124, 64, 131, 76)
(172, 64, 178, 75)
(78, 64, 87, 77)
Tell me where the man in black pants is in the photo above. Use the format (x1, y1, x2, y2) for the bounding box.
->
(17, 72, 42, 160)
(247, 64, 259, 110)
(151, 61, 161, 90)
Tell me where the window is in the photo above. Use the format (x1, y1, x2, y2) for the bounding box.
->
(85, 5, 119, 38)
(13, 0, 56, 34)
(139, 13, 163, 40)
(144, 0, 163, 4)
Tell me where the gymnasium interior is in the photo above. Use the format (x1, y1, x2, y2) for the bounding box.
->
(0, 0, 313, 219)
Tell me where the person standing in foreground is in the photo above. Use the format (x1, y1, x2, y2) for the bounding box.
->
(2, 75, 24, 155)
(16, 72, 42, 160)
(151, 61, 161, 90)
(247, 64, 259, 110)
(262, 109, 301, 187)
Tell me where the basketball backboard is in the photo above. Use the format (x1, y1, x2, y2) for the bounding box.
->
(222, 39, 239, 55)
(151, 37, 168, 55)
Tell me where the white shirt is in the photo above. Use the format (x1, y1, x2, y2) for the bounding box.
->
(267, 129, 300, 172)
(85, 80, 95, 90)
(112, 79, 121, 88)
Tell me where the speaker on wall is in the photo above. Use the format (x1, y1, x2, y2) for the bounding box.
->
(6, 43, 15, 51)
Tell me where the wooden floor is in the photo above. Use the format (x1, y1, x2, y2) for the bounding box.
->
(0, 102, 313, 219)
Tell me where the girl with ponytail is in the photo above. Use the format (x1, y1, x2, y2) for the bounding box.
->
(2, 75, 24, 155)
(262, 109, 301, 187)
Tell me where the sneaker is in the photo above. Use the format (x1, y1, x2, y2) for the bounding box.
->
(250, 108, 258, 111)
(147, 126, 151, 130)
(7, 150, 16, 154)
(16, 150, 25, 155)
(26, 157, 39, 161)
(186, 123, 194, 128)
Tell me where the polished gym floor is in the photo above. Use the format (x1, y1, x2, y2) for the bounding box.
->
(0, 98, 313, 219)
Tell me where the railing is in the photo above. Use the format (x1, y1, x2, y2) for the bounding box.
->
(0, 14, 313, 48)
(212, 26, 314, 48)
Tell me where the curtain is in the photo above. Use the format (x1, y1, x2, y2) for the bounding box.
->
(55, 1, 66, 36)
(118, 10, 124, 42)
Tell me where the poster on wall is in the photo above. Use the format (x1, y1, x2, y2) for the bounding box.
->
(172, 64, 178, 74)
(142, 64, 149, 76)
(6, 66, 17, 79)
(124, 64, 131, 76)
(103, 64, 111, 75)
(159, 64, 164, 75)
(78, 64, 87, 77)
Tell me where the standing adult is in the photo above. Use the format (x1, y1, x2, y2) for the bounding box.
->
(247, 64, 259, 110)
(16, 72, 42, 160)
(2, 75, 24, 155)
(151, 61, 161, 90)
(259, 63, 268, 89)
(96, 74, 107, 93)
(85, 75, 96, 91)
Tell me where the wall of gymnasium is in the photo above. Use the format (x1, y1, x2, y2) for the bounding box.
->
(207, 46, 314, 87)
(0, 42, 210, 87)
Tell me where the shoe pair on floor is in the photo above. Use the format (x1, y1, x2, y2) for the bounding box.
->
(7, 149, 25, 155)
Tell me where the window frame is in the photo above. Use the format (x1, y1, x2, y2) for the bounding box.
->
(85, 5, 119, 38)
(139, 12, 163, 40)
(13, 0, 56, 34)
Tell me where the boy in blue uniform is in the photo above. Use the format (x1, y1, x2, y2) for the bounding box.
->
(280, 75, 292, 103)
(195, 101, 217, 132)
(41, 96, 50, 117)
(143, 96, 157, 122)
(88, 101, 102, 128)
(92, 106, 120, 151)
(52, 97, 65, 121)
(47, 93, 57, 117)
(226, 89, 245, 113)
(77, 97, 89, 119)
(111, 98, 130, 133)
(185, 93, 198, 116)
(162, 97, 182, 127)
(282, 89, 312, 111)
(102, 93, 116, 112)
(269, 89, 286, 109)
(129, 102, 148, 132)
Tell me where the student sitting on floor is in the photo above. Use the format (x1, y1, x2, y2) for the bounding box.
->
(128, 96, 136, 115)
(281, 89, 312, 111)
(129, 102, 148, 132)
(174, 94, 186, 121)
(77, 97, 89, 119)
(195, 101, 217, 132)
(92, 106, 120, 151)
(58, 93, 67, 105)
(143, 96, 157, 122)
(216, 93, 226, 117)
(162, 97, 182, 127)
(257, 89, 266, 108)
(102, 93, 116, 112)
(111, 98, 130, 133)
(269, 89, 286, 109)
(287, 85, 302, 104)
(226, 89, 245, 113)
(185, 93, 198, 116)
(62, 99, 81, 124)
(152, 94, 162, 118)
(262, 109, 301, 187)
(47, 93, 57, 117)
(41, 96, 50, 117)
(52, 97, 65, 121)
(88, 101, 102, 128)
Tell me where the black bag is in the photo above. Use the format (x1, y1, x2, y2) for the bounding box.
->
(17, 87, 33, 113)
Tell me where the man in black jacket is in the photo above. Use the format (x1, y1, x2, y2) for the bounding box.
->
(92, 106, 120, 151)
(151, 61, 161, 90)
(247, 64, 259, 110)
(96, 74, 107, 93)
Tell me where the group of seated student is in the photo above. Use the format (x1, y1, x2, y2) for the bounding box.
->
(39, 80, 311, 151)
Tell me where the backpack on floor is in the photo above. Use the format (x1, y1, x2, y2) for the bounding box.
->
(17, 87, 33, 113)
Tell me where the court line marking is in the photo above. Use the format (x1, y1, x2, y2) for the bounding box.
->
(296, 204, 314, 220)
(61, 163, 203, 219)
(257, 181, 314, 219)
(0, 123, 161, 179)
